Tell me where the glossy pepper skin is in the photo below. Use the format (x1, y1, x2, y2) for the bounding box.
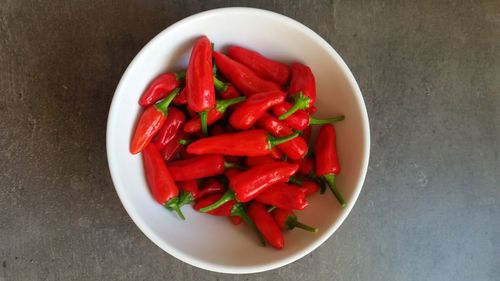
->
(227, 46, 290, 85)
(139, 71, 185, 107)
(142, 144, 184, 219)
(187, 36, 215, 112)
(168, 154, 225, 181)
(299, 180, 320, 196)
(213, 76, 241, 99)
(196, 178, 226, 200)
(254, 182, 308, 210)
(177, 179, 199, 207)
(315, 124, 346, 207)
(229, 216, 242, 225)
(183, 96, 246, 133)
(161, 131, 188, 162)
(248, 202, 284, 249)
(172, 87, 188, 105)
(257, 112, 308, 160)
(130, 88, 179, 154)
(279, 63, 316, 120)
(152, 107, 185, 151)
(271, 208, 318, 232)
(194, 193, 235, 216)
(213, 51, 281, 97)
(229, 90, 286, 130)
(187, 36, 215, 135)
(195, 193, 266, 245)
(272, 102, 345, 131)
(186, 129, 300, 157)
(269, 146, 285, 160)
(178, 180, 198, 198)
(230, 162, 299, 202)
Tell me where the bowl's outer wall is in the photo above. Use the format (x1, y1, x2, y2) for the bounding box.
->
(107, 8, 369, 274)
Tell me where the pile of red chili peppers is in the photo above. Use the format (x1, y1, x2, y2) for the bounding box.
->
(130, 36, 347, 250)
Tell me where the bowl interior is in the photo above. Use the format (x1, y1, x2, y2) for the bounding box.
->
(107, 8, 369, 274)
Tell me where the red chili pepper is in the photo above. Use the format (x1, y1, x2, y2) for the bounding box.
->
(130, 88, 179, 154)
(271, 208, 318, 232)
(236, 162, 300, 203)
(272, 102, 344, 131)
(178, 179, 198, 197)
(194, 193, 235, 216)
(227, 46, 290, 85)
(298, 180, 320, 196)
(168, 154, 225, 181)
(257, 112, 308, 160)
(245, 155, 276, 167)
(172, 87, 188, 105)
(220, 85, 240, 99)
(213, 51, 281, 97)
(142, 143, 184, 219)
(186, 36, 215, 135)
(152, 107, 185, 151)
(269, 146, 284, 160)
(229, 216, 242, 225)
(229, 90, 286, 130)
(199, 161, 299, 214)
(214, 76, 241, 99)
(176, 179, 199, 207)
(302, 126, 312, 142)
(315, 124, 346, 207)
(254, 182, 308, 210)
(297, 157, 314, 175)
(279, 63, 316, 120)
(248, 202, 284, 249)
(307, 105, 318, 114)
(160, 131, 188, 162)
(139, 71, 185, 107)
(195, 193, 266, 245)
(186, 129, 300, 157)
(183, 96, 246, 133)
(196, 178, 226, 200)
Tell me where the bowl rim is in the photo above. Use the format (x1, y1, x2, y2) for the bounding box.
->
(106, 7, 370, 274)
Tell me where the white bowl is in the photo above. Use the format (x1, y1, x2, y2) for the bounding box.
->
(107, 7, 370, 274)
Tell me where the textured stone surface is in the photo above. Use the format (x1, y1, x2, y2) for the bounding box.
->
(1, 0, 499, 280)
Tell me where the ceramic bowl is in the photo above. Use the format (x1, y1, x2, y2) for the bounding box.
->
(107, 7, 370, 274)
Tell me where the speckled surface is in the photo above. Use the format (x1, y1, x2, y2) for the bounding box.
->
(1, 1, 499, 280)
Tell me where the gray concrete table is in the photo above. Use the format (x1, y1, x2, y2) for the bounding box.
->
(1, 1, 498, 280)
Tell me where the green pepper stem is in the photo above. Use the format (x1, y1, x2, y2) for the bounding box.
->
(232, 204, 266, 246)
(267, 206, 277, 213)
(178, 191, 195, 207)
(213, 76, 228, 92)
(294, 221, 319, 233)
(174, 70, 186, 81)
(200, 110, 209, 136)
(164, 197, 185, 220)
(155, 88, 180, 115)
(309, 115, 345, 125)
(224, 161, 246, 170)
(323, 174, 346, 207)
(178, 139, 194, 145)
(289, 176, 303, 186)
(199, 189, 235, 213)
(278, 92, 311, 120)
(308, 172, 327, 194)
(267, 131, 300, 149)
(216, 96, 246, 113)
